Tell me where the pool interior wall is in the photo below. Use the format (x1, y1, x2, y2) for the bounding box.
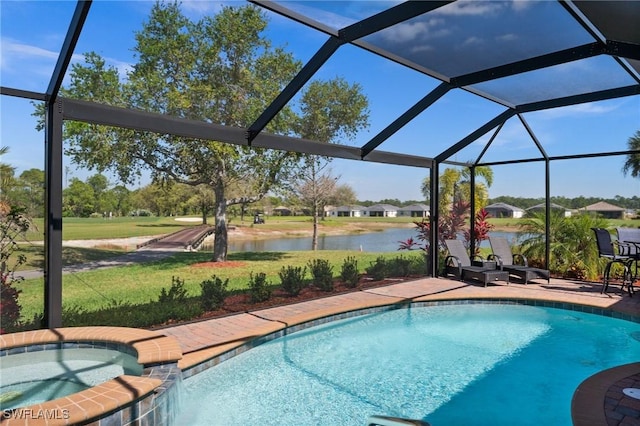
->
(178, 299, 640, 425)
(0, 339, 181, 425)
(181, 298, 640, 379)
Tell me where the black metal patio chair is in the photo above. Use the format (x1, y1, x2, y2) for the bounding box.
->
(616, 227, 640, 279)
(488, 237, 550, 284)
(443, 239, 509, 287)
(592, 228, 634, 296)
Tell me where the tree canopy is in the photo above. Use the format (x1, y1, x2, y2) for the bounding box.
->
(622, 130, 640, 179)
(40, 2, 369, 261)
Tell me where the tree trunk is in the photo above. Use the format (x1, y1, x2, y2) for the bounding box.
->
(201, 202, 208, 225)
(212, 181, 227, 262)
(312, 202, 318, 251)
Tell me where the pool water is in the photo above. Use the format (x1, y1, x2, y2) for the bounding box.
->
(178, 304, 640, 426)
(0, 348, 142, 410)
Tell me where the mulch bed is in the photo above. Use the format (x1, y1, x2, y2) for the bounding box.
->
(177, 276, 417, 324)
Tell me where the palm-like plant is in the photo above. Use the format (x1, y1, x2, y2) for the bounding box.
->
(622, 130, 640, 178)
(517, 210, 608, 280)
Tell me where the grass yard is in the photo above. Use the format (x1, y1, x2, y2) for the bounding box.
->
(14, 250, 425, 322)
(23, 216, 203, 241)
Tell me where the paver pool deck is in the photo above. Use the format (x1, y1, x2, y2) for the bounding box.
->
(158, 276, 639, 426)
(2, 276, 637, 424)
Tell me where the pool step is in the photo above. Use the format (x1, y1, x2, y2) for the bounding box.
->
(366, 415, 430, 426)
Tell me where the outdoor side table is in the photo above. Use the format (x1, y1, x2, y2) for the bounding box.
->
(472, 260, 497, 269)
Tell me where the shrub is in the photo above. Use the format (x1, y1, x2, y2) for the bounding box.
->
(389, 255, 412, 277)
(279, 265, 307, 296)
(158, 276, 189, 303)
(62, 298, 203, 328)
(407, 254, 428, 276)
(0, 204, 31, 333)
(248, 272, 271, 303)
(340, 256, 359, 288)
(200, 275, 229, 311)
(366, 256, 389, 281)
(308, 259, 334, 292)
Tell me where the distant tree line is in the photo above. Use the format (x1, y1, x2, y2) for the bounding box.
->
(488, 195, 640, 210)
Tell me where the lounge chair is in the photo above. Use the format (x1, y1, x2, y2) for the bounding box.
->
(489, 237, 550, 284)
(443, 239, 509, 287)
(593, 228, 635, 296)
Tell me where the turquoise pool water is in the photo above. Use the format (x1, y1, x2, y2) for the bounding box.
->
(0, 348, 143, 410)
(179, 304, 640, 425)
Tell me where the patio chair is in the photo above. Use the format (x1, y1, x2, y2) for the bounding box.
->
(593, 228, 635, 296)
(443, 239, 509, 287)
(616, 227, 640, 279)
(488, 237, 550, 284)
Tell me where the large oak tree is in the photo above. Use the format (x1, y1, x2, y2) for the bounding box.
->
(41, 2, 369, 261)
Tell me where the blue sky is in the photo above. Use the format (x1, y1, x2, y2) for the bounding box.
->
(1, 0, 639, 202)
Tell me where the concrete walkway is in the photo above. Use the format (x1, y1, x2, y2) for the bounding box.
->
(16, 226, 212, 280)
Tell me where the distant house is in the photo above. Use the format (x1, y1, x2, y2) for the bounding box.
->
(326, 205, 366, 217)
(365, 204, 399, 217)
(273, 206, 292, 216)
(398, 203, 430, 218)
(526, 203, 572, 217)
(484, 202, 524, 219)
(580, 201, 625, 219)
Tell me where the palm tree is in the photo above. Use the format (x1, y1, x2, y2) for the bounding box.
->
(622, 130, 640, 178)
(421, 165, 493, 216)
(517, 210, 608, 280)
(0, 146, 16, 204)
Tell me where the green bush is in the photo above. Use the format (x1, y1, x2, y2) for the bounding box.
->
(308, 259, 334, 292)
(200, 275, 229, 311)
(61, 298, 203, 328)
(158, 276, 189, 303)
(279, 265, 307, 296)
(366, 256, 389, 281)
(248, 272, 272, 303)
(340, 256, 359, 288)
(389, 255, 412, 277)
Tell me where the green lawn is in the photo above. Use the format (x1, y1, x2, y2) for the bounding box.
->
(24, 216, 203, 241)
(15, 250, 425, 321)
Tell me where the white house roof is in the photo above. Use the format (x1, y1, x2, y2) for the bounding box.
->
(367, 204, 399, 211)
(485, 202, 524, 213)
(526, 203, 570, 211)
(398, 203, 430, 211)
(335, 205, 366, 211)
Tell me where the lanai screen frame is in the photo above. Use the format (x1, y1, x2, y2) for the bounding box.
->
(1, 0, 639, 328)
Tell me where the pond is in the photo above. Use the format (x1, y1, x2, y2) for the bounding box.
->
(219, 228, 520, 253)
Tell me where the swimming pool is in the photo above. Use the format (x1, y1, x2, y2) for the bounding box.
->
(178, 303, 640, 425)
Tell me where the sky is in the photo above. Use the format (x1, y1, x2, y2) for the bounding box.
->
(1, 0, 639, 203)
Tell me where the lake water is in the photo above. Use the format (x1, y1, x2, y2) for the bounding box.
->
(224, 228, 519, 253)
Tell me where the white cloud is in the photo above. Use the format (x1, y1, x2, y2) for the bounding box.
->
(1, 38, 58, 64)
(180, 0, 229, 17)
(434, 1, 505, 16)
(380, 17, 446, 44)
(462, 36, 484, 47)
(496, 33, 518, 43)
(536, 102, 620, 119)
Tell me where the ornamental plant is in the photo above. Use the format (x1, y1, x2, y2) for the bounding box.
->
(0, 203, 31, 333)
(248, 272, 271, 303)
(308, 259, 334, 292)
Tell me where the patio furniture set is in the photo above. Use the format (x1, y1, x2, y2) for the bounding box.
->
(444, 228, 640, 296)
(443, 237, 549, 287)
(592, 227, 640, 296)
